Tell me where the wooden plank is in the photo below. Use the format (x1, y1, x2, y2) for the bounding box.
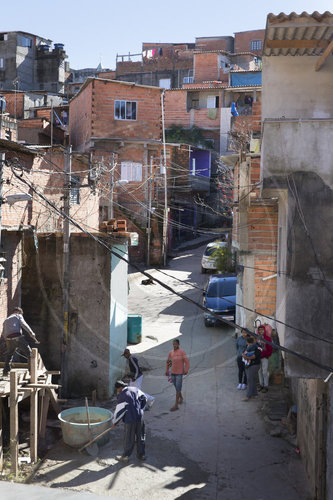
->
(315, 40, 333, 70)
(39, 391, 50, 439)
(30, 349, 38, 464)
(10, 370, 18, 477)
(0, 398, 3, 471)
(27, 383, 61, 389)
(266, 39, 328, 49)
(47, 388, 60, 414)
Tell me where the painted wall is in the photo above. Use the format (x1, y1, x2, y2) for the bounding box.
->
(189, 150, 210, 177)
(109, 243, 128, 392)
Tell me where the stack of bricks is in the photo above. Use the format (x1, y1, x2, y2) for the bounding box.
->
(100, 219, 127, 233)
(116, 219, 127, 232)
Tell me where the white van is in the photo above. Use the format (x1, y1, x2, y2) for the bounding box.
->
(201, 241, 228, 273)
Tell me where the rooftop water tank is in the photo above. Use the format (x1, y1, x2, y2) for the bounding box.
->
(54, 43, 64, 50)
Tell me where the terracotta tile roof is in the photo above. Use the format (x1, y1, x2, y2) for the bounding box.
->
(264, 11, 333, 56)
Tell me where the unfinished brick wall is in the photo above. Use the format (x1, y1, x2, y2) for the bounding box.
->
(69, 82, 93, 150)
(0, 92, 25, 119)
(164, 90, 190, 127)
(194, 53, 219, 83)
(97, 70, 116, 79)
(195, 38, 232, 51)
(0, 231, 22, 324)
(89, 80, 162, 140)
(248, 203, 278, 316)
(252, 100, 262, 132)
(234, 30, 265, 55)
(2, 149, 99, 233)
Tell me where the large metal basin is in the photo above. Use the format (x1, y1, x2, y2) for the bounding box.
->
(58, 407, 113, 448)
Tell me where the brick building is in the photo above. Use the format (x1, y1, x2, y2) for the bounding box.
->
(69, 77, 164, 262)
(234, 30, 265, 55)
(68, 77, 212, 263)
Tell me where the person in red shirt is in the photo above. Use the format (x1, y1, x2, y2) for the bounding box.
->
(257, 325, 273, 393)
(165, 339, 189, 412)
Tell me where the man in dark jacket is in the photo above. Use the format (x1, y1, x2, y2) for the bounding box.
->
(121, 348, 143, 387)
(2, 307, 40, 375)
(113, 380, 147, 463)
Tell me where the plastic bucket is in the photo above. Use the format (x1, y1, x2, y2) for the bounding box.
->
(127, 314, 142, 344)
(58, 407, 113, 448)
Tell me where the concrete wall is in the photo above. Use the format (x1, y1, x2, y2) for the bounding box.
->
(22, 234, 128, 399)
(67, 235, 113, 397)
(327, 381, 333, 500)
(296, 378, 329, 500)
(262, 120, 333, 190)
(262, 124, 333, 377)
(262, 56, 333, 120)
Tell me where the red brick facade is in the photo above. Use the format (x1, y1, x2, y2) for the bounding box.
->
(234, 30, 265, 55)
(194, 53, 220, 83)
(232, 95, 278, 323)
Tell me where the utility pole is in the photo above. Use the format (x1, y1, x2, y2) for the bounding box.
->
(50, 99, 54, 149)
(109, 153, 115, 219)
(0, 152, 5, 251)
(61, 145, 71, 397)
(146, 156, 153, 266)
(161, 91, 168, 267)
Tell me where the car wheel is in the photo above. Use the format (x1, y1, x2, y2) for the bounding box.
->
(204, 319, 212, 327)
(201, 267, 206, 274)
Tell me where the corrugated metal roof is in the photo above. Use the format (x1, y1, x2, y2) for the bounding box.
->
(264, 11, 333, 56)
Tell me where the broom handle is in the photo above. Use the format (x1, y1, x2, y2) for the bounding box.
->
(79, 425, 115, 452)
(85, 397, 91, 431)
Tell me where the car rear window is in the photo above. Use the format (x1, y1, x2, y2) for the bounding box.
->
(204, 244, 227, 256)
(206, 279, 236, 297)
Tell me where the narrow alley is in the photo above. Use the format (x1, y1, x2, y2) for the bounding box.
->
(32, 244, 311, 500)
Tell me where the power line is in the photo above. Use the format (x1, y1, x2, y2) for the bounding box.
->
(152, 267, 333, 346)
(9, 164, 333, 374)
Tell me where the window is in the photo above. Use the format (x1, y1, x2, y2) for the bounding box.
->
(183, 76, 194, 84)
(207, 96, 219, 109)
(0, 58, 4, 69)
(159, 78, 171, 89)
(0, 34, 8, 42)
(115, 100, 137, 120)
(250, 40, 262, 51)
(17, 34, 32, 48)
(70, 175, 80, 205)
(121, 162, 142, 182)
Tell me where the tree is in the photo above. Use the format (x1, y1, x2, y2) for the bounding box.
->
(210, 245, 235, 273)
(165, 124, 214, 149)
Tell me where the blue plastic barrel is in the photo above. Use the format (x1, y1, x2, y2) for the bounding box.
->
(127, 314, 142, 344)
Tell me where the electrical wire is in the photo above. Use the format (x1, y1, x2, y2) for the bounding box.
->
(151, 267, 333, 346)
(8, 164, 333, 374)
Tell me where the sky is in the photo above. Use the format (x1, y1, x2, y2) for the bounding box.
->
(2, 0, 333, 70)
